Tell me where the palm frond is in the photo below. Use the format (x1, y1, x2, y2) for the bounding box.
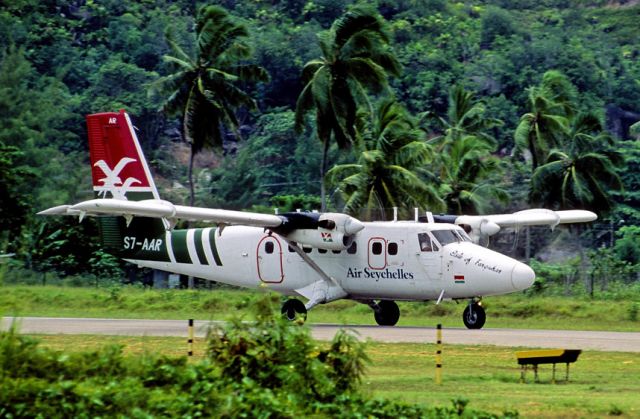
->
(333, 8, 386, 51)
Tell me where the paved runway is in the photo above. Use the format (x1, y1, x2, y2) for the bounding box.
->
(2, 316, 639, 352)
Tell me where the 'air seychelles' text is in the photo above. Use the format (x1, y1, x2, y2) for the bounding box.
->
(347, 267, 414, 280)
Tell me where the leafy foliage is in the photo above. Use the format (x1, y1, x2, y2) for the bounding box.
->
(2, 0, 640, 276)
(296, 5, 401, 209)
(154, 5, 269, 205)
(328, 99, 443, 219)
(0, 299, 504, 417)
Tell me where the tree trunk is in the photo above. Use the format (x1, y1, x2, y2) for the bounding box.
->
(320, 139, 329, 212)
(188, 148, 195, 207)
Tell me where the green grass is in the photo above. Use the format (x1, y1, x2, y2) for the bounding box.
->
(29, 334, 640, 418)
(2, 284, 639, 331)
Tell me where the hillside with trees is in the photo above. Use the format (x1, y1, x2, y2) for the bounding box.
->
(1, 0, 639, 292)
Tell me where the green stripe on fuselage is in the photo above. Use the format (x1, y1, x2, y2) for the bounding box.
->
(208, 228, 223, 266)
(193, 229, 207, 265)
(171, 230, 191, 264)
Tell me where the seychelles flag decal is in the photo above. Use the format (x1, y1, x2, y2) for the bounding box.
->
(321, 232, 333, 242)
(454, 274, 465, 284)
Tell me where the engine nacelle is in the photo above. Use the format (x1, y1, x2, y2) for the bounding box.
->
(284, 229, 354, 251)
(455, 216, 501, 244)
(276, 212, 364, 250)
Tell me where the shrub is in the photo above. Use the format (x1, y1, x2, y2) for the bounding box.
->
(0, 299, 509, 417)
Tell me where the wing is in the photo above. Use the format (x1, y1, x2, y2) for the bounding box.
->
(39, 199, 285, 227)
(434, 209, 597, 244)
(38, 198, 365, 248)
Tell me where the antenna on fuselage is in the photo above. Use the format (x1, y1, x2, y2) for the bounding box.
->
(425, 211, 435, 223)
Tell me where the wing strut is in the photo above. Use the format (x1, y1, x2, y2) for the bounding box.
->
(282, 238, 347, 310)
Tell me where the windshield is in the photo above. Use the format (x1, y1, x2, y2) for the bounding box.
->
(431, 229, 461, 246)
(453, 228, 472, 242)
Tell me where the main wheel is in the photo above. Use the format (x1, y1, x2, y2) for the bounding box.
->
(281, 298, 307, 322)
(462, 302, 486, 329)
(374, 300, 400, 326)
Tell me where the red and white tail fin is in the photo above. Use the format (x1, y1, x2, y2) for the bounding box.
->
(87, 110, 159, 201)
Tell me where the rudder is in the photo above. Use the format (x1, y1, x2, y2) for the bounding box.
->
(86, 110, 166, 258)
(87, 110, 159, 202)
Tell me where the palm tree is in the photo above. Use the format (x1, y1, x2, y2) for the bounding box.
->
(514, 71, 576, 170)
(437, 135, 508, 215)
(424, 85, 506, 215)
(155, 6, 269, 205)
(422, 84, 502, 146)
(295, 7, 401, 211)
(326, 100, 443, 220)
(530, 112, 623, 213)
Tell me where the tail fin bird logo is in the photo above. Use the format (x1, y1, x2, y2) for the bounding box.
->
(94, 157, 141, 199)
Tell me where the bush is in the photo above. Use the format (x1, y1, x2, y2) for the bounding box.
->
(0, 299, 509, 417)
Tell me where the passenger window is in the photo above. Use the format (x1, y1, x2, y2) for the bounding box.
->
(347, 242, 357, 254)
(303, 246, 312, 253)
(288, 242, 297, 252)
(372, 241, 383, 255)
(265, 241, 274, 254)
(318, 248, 327, 254)
(388, 242, 398, 255)
(332, 250, 341, 254)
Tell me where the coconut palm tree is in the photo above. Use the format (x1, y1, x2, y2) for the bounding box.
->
(423, 85, 506, 215)
(155, 6, 268, 205)
(295, 6, 401, 210)
(437, 134, 508, 215)
(514, 71, 576, 170)
(326, 100, 443, 220)
(421, 84, 502, 146)
(530, 112, 623, 212)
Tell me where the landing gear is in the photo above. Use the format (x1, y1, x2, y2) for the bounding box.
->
(373, 300, 400, 326)
(462, 300, 486, 329)
(281, 298, 307, 322)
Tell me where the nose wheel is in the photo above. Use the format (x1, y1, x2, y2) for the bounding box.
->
(281, 298, 307, 323)
(462, 301, 486, 329)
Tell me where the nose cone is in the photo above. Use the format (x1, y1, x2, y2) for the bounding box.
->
(511, 263, 535, 291)
(344, 217, 365, 235)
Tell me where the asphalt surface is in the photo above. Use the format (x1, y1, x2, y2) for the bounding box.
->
(2, 316, 639, 352)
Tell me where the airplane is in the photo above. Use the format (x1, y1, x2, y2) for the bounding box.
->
(39, 110, 597, 329)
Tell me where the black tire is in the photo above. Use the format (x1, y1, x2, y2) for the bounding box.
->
(281, 298, 307, 322)
(374, 300, 400, 326)
(462, 303, 486, 329)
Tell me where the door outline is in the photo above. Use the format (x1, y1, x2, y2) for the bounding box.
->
(256, 235, 284, 283)
(418, 232, 442, 281)
(368, 237, 387, 270)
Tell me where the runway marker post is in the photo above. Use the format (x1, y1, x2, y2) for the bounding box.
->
(435, 323, 442, 385)
(188, 319, 194, 356)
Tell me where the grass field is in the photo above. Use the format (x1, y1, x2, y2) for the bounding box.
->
(3, 284, 639, 417)
(30, 333, 640, 418)
(1, 284, 639, 331)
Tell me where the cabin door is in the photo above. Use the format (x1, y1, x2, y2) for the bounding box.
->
(256, 235, 284, 283)
(417, 232, 442, 281)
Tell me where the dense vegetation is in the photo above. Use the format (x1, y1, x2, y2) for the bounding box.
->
(1, 0, 640, 290)
(0, 299, 506, 418)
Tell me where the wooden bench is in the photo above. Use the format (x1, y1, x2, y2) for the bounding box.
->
(515, 349, 581, 383)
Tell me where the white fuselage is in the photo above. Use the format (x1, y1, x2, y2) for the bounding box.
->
(128, 221, 535, 302)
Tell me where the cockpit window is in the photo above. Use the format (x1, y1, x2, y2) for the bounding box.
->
(453, 229, 472, 242)
(418, 233, 439, 252)
(431, 229, 460, 246)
